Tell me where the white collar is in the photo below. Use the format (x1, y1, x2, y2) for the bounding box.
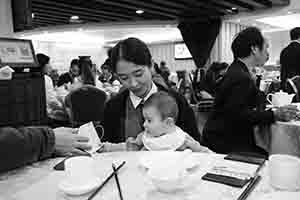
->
(291, 40, 300, 44)
(129, 82, 158, 109)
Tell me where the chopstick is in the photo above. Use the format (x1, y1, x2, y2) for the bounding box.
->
(237, 175, 261, 200)
(112, 163, 124, 200)
(88, 161, 126, 200)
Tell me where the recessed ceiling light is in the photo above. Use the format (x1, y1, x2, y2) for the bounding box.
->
(136, 10, 144, 14)
(231, 7, 237, 10)
(70, 16, 79, 20)
(32, 13, 35, 18)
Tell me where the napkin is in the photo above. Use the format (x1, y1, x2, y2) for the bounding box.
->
(0, 66, 14, 80)
(78, 122, 102, 153)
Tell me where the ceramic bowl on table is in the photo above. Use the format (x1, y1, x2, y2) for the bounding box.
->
(139, 150, 200, 193)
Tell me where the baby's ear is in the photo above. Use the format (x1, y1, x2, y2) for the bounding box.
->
(165, 117, 175, 126)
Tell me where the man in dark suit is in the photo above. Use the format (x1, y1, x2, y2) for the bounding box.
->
(202, 27, 298, 156)
(280, 27, 300, 90)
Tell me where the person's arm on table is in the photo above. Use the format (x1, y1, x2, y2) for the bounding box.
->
(0, 126, 91, 173)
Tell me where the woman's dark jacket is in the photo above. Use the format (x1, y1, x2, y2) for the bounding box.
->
(103, 81, 201, 143)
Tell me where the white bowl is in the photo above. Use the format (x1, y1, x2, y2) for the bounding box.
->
(140, 151, 198, 192)
(148, 167, 188, 192)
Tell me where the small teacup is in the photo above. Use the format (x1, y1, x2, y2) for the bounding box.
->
(64, 156, 96, 185)
(269, 154, 300, 191)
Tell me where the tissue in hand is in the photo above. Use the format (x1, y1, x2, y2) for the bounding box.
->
(0, 66, 14, 80)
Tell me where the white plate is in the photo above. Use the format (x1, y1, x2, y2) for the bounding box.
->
(256, 191, 300, 200)
(58, 178, 101, 196)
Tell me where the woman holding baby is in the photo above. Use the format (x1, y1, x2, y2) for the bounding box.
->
(102, 37, 209, 152)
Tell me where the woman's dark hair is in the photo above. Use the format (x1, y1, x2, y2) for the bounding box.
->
(36, 53, 50, 73)
(110, 37, 152, 73)
(290, 27, 300, 40)
(70, 59, 79, 67)
(78, 59, 95, 86)
(231, 27, 265, 59)
(101, 58, 112, 71)
(153, 62, 161, 74)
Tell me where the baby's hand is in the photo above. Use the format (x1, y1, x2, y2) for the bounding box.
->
(126, 137, 141, 151)
(178, 134, 214, 153)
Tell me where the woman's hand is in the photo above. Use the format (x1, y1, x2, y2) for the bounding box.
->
(178, 134, 214, 153)
(274, 105, 298, 122)
(53, 127, 91, 156)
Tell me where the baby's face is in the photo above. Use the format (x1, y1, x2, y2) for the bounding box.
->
(142, 106, 168, 137)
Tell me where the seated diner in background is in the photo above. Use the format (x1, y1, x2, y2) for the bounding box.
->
(103, 37, 201, 146)
(67, 58, 104, 92)
(36, 54, 64, 119)
(202, 27, 298, 157)
(57, 59, 80, 87)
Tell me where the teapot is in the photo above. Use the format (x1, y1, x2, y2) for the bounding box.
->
(267, 90, 295, 107)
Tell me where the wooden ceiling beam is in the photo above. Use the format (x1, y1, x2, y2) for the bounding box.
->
(252, 0, 273, 7)
(147, 0, 225, 17)
(115, 0, 181, 15)
(34, 16, 67, 23)
(33, 18, 62, 25)
(269, 0, 290, 6)
(147, 0, 187, 9)
(175, 0, 227, 15)
(211, 0, 250, 11)
(94, 0, 178, 19)
(32, 0, 132, 20)
(32, 4, 123, 21)
(219, 0, 255, 10)
(233, 0, 269, 8)
(32, 7, 110, 22)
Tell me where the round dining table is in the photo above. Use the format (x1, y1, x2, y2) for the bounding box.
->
(0, 152, 297, 200)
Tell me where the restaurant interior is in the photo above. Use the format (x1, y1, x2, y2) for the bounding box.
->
(1, 0, 300, 200)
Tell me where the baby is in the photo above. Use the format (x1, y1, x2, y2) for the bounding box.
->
(101, 91, 212, 152)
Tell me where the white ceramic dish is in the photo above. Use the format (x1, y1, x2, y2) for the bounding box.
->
(58, 177, 101, 196)
(256, 192, 300, 200)
(139, 151, 200, 192)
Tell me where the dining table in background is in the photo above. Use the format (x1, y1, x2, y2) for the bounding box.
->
(0, 151, 296, 200)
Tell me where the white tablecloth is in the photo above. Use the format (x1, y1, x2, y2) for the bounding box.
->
(0, 152, 297, 200)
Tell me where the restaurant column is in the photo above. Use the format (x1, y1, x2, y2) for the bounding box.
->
(0, 0, 13, 37)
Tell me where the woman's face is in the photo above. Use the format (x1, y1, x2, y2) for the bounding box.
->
(116, 60, 152, 98)
(44, 63, 52, 75)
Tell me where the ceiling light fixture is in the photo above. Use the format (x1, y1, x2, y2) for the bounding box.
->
(70, 16, 79, 20)
(231, 7, 237, 10)
(136, 10, 144, 14)
(32, 13, 35, 18)
(287, 11, 293, 14)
